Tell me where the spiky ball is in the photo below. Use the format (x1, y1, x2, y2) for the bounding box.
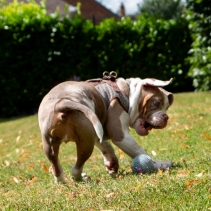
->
(131, 154, 155, 174)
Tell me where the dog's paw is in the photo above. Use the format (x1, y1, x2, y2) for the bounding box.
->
(72, 173, 91, 182)
(81, 173, 91, 182)
(50, 166, 66, 184)
(106, 166, 119, 174)
(104, 158, 119, 174)
(153, 160, 174, 171)
(54, 175, 66, 184)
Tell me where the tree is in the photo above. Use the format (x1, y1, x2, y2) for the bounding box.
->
(186, 0, 211, 91)
(138, 0, 185, 20)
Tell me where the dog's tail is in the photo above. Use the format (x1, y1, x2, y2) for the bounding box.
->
(54, 99, 104, 143)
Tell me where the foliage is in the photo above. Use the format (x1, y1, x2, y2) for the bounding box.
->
(0, 92, 211, 210)
(96, 16, 192, 92)
(0, 0, 95, 117)
(186, 0, 211, 91)
(0, 1, 193, 117)
(138, 0, 185, 20)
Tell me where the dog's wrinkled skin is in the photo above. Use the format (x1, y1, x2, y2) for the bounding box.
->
(38, 77, 174, 183)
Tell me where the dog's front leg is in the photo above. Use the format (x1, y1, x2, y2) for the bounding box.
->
(107, 100, 173, 170)
(95, 139, 119, 174)
(106, 99, 148, 158)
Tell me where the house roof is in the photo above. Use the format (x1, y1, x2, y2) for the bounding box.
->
(45, 0, 66, 14)
(64, 0, 120, 24)
(5, 0, 120, 24)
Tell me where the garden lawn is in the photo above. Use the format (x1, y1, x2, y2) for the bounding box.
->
(0, 92, 211, 210)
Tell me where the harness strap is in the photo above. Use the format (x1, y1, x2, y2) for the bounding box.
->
(86, 78, 121, 92)
(86, 72, 129, 112)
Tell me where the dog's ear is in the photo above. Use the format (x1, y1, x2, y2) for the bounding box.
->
(142, 78, 173, 87)
(168, 93, 174, 106)
(141, 78, 173, 106)
(159, 88, 174, 106)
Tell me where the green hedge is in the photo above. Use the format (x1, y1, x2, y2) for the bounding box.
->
(96, 16, 193, 91)
(186, 0, 211, 91)
(0, 1, 193, 117)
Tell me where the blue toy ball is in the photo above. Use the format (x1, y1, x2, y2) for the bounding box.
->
(131, 154, 155, 174)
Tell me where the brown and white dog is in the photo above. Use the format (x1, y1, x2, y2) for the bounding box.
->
(38, 75, 174, 183)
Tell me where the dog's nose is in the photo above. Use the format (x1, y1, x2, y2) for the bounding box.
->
(162, 114, 169, 121)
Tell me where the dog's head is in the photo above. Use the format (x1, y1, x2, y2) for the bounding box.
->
(127, 78, 173, 136)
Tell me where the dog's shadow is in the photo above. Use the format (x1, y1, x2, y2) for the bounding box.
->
(57, 162, 184, 188)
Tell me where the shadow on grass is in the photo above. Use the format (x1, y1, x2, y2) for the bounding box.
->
(0, 113, 37, 124)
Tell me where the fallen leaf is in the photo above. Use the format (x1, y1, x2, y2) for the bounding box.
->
(4, 160, 10, 166)
(159, 148, 167, 151)
(147, 179, 158, 186)
(95, 179, 100, 184)
(101, 210, 113, 211)
(151, 179, 158, 184)
(65, 192, 77, 199)
(92, 165, 98, 169)
(11, 176, 19, 183)
(105, 192, 116, 198)
(180, 144, 189, 149)
(26, 176, 37, 186)
(28, 164, 34, 169)
(185, 187, 196, 193)
(134, 184, 142, 190)
(19, 157, 28, 162)
(16, 136, 21, 142)
(177, 170, 190, 177)
(180, 157, 186, 163)
(118, 149, 125, 159)
(185, 125, 191, 130)
(151, 150, 157, 156)
(195, 171, 204, 177)
(127, 169, 133, 173)
(185, 180, 203, 187)
(157, 169, 163, 175)
(41, 163, 48, 172)
(203, 133, 211, 141)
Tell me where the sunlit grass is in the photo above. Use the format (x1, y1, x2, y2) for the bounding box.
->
(0, 92, 211, 210)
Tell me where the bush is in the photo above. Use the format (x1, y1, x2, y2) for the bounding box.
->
(0, 0, 95, 117)
(96, 15, 193, 92)
(186, 0, 211, 91)
(0, 1, 193, 117)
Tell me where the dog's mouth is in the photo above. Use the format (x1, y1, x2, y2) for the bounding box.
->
(135, 121, 153, 136)
(135, 120, 166, 136)
(145, 121, 166, 130)
(133, 115, 168, 136)
(144, 122, 153, 130)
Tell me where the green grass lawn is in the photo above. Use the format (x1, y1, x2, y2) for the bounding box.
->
(0, 92, 211, 210)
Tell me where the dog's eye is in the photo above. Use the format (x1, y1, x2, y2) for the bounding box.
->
(153, 101, 160, 107)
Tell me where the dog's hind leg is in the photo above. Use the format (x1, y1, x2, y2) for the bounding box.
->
(42, 137, 66, 183)
(71, 111, 97, 181)
(72, 139, 95, 181)
(95, 140, 119, 174)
